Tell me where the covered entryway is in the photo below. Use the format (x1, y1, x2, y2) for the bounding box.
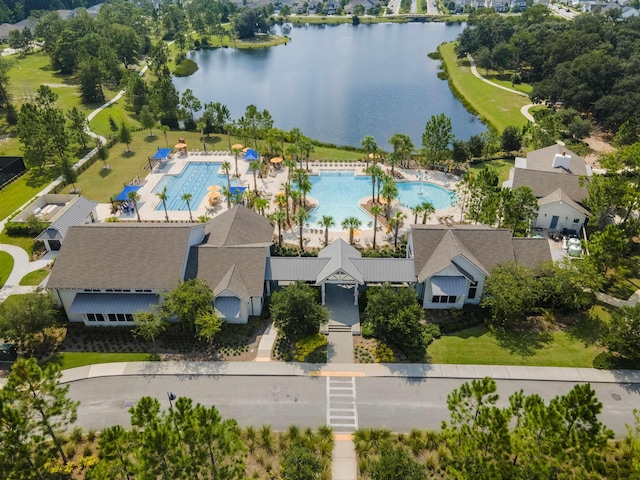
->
(324, 284, 358, 363)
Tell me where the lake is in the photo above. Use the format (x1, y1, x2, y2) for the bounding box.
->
(173, 22, 486, 149)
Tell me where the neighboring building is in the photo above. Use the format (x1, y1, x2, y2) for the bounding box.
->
(36, 196, 99, 252)
(503, 145, 592, 233)
(408, 225, 551, 309)
(326, 1, 340, 14)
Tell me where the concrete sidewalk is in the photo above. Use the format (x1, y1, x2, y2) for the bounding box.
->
(57, 360, 640, 385)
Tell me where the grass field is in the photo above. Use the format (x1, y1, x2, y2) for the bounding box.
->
(439, 42, 530, 132)
(0, 169, 59, 221)
(428, 325, 603, 367)
(50, 352, 152, 370)
(468, 158, 514, 184)
(484, 72, 533, 95)
(0, 251, 13, 287)
(0, 230, 39, 258)
(603, 254, 640, 300)
(19, 268, 50, 286)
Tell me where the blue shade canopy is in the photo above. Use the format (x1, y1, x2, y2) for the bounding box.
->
(151, 148, 173, 160)
(228, 186, 247, 196)
(244, 149, 259, 160)
(114, 185, 142, 202)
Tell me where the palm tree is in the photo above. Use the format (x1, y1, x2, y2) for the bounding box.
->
(370, 205, 383, 249)
(290, 190, 302, 215)
(254, 197, 269, 216)
(381, 177, 398, 219)
(222, 186, 232, 209)
(159, 125, 170, 147)
(361, 135, 378, 166)
(390, 211, 406, 249)
(128, 190, 141, 222)
(181, 192, 194, 222)
(365, 165, 383, 203)
(276, 188, 290, 228)
(222, 161, 232, 191)
(285, 143, 300, 172)
(284, 158, 296, 188)
(231, 145, 242, 177)
(156, 186, 170, 222)
(296, 209, 310, 251)
(299, 137, 314, 171)
(411, 204, 424, 224)
(342, 217, 362, 246)
(197, 120, 207, 153)
(268, 209, 287, 247)
(249, 160, 261, 192)
(421, 201, 435, 224)
(319, 215, 335, 246)
(389, 133, 414, 169)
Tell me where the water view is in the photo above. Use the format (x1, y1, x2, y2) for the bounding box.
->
(173, 22, 486, 149)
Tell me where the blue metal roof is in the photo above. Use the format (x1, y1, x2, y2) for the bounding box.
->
(114, 185, 142, 202)
(215, 296, 242, 319)
(228, 186, 247, 196)
(431, 276, 467, 296)
(69, 293, 160, 314)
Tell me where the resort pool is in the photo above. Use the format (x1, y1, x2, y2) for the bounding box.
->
(152, 162, 229, 211)
(307, 170, 453, 230)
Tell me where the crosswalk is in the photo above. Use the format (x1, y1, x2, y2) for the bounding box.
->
(326, 376, 358, 433)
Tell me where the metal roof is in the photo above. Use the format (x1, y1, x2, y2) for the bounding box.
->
(351, 258, 416, 282)
(69, 293, 159, 314)
(36, 197, 98, 241)
(265, 257, 328, 281)
(431, 276, 468, 296)
(215, 296, 242, 319)
(316, 239, 364, 284)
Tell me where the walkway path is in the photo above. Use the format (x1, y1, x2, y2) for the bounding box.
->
(0, 245, 54, 301)
(255, 321, 278, 362)
(325, 284, 359, 364)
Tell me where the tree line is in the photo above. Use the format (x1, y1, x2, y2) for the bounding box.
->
(456, 7, 640, 131)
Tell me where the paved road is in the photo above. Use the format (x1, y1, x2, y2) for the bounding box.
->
(68, 376, 640, 435)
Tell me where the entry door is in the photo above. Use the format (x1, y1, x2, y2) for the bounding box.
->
(549, 215, 559, 230)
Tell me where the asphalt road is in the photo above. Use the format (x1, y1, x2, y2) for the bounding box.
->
(68, 375, 640, 435)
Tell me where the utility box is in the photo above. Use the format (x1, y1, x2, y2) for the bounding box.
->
(0, 344, 17, 362)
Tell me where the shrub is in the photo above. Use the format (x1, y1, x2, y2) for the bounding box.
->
(174, 59, 199, 77)
(5, 219, 50, 236)
(293, 334, 327, 362)
(374, 342, 395, 363)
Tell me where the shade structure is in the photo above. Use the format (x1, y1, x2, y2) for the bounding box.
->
(244, 149, 259, 161)
(175, 143, 187, 149)
(228, 186, 247, 196)
(431, 276, 467, 296)
(242, 146, 251, 153)
(114, 185, 142, 202)
(368, 153, 378, 159)
(353, 229, 362, 237)
(270, 157, 283, 164)
(231, 143, 243, 150)
(151, 148, 172, 160)
(276, 191, 286, 196)
(207, 185, 221, 192)
(208, 191, 221, 199)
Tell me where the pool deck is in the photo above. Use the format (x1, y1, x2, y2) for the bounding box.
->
(108, 150, 462, 249)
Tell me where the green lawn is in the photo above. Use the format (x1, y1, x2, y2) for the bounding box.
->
(468, 158, 514, 184)
(0, 229, 40, 258)
(50, 352, 152, 370)
(19, 268, 50, 286)
(0, 250, 14, 288)
(439, 42, 530, 132)
(428, 325, 603, 367)
(484, 72, 533, 95)
(0, 168, 59, 222)
(603, 254, 640, 300)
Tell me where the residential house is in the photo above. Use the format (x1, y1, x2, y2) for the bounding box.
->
(407, 225, 551, 309)
(36, 196, 99, 252)
(503, 145, 592, 233)
(326, 0, 340, 14)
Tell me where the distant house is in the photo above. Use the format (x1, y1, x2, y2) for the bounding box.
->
(344, 0, 376, 14)
(490, 0, 509, 11)
(36, 196, 99, 252)
(407, 225, 551, 309)
(326, 0, 340, 14)
(503, 145, 592, 233)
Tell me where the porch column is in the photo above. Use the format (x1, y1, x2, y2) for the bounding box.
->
(321, 282, 326, 305)
(354, 282, 359, 306)
(266, 280, 271, 296)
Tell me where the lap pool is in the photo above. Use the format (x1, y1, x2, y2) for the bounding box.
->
(308, 170, 454, 229)
(152, 162, 230, 211)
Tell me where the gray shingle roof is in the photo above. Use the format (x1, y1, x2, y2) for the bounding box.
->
(184, 246, 267, 301)
(47, 224, 195, 290)
(512, 238, 552, 269)
(538, 188, 590, 216)
(205, 205, 274, 247)
(525, 145, 589, 176)
(410, 225, 550, 281)
(511, 169, 588, 204)
(36, 197, 98, 241)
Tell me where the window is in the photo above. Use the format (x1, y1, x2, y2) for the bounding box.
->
(95, 314, 105, 322)
(86, 313, 96, 322)
(468, 281, 478, 299)
(108, 314, 118, 322)
(448, 296, 457, 303)
(432, 296, 440, 303)
(573, 218, 580, 224)
(432, 296, 455, 304)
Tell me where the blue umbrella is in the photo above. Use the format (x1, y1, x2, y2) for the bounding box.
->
(244, 149, 259, 161)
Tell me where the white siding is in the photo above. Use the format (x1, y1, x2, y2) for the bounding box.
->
(536, 202, 587, 231)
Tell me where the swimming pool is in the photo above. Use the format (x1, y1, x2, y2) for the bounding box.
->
(307, 170, 453, 230)
(152, 162, 228, 211)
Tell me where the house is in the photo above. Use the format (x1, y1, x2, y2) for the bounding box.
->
(407, 225, 551, 309)
(326, 0, 340, 14)
(344, 0, 376, 14)
(35, 197, 99, 252)
(503, 145, 592, 233)
(490, 0, 509, 11)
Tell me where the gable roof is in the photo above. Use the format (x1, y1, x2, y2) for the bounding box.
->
(538, 188, 590, 216)
(205, 205, 274, 247)
(524, 145, 589, 176)
(316, 238, 364, 284)
(47, 224, 195, 290)
(511, 168, 588, 204)
(36, 196, 98, 241)
(410, 225, 551, 282)
(184, 246, 267, 301)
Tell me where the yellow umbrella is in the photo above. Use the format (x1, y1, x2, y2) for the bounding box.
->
(368, 153, 378, 159)
(270, 157, 283, 164)
(175, 143, 187, 149)
(242, 146, 251, 153)
(276, 191, 286, 197)
(353, 229, 361, 237)
(231, 143, 243, 150)
(207, 185, 221, 192)
(208, 191, 221, 199)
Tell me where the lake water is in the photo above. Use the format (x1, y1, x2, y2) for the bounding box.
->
(173, 22, 486, 149)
